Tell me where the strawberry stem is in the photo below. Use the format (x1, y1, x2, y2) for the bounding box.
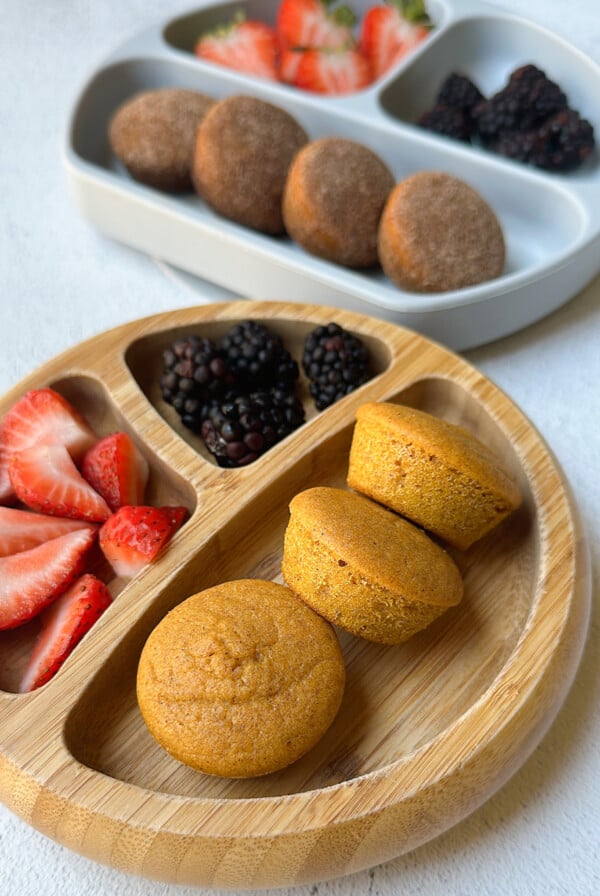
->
(390, 0, 432, 26)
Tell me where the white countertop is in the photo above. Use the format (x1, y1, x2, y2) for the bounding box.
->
(1, 1, 599, 894)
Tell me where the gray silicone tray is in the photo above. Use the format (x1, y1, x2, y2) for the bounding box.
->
(64, 0, 600, 350)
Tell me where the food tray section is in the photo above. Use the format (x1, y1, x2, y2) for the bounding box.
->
(0, 301, 590, 888)
(64, 0, 600, 349)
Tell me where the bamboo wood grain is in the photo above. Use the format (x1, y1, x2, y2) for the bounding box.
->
(0, 301, 590, 889)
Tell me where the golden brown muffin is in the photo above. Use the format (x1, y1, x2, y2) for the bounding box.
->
(347, 402, 522, 550)
(282, 487, 463, 644)
(378, 171, 505, 292)
(109, 88, 214, 191)
(192, 95, 308, 234)
(137, 579, 345, 777)
(282, 137, 395, 268)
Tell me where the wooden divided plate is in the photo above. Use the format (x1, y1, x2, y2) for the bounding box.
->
(0, 302, 590, 889)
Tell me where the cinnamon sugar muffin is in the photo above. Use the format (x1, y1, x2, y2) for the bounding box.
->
(109, 88, 214, 191)
(378, 171, 505, 292)
(137, 579, 345, 778)
(192, 95, 308, 234)
(347, 402, 522, 549)
(282, 137, 395, 268)
(282, 487, 463, 644)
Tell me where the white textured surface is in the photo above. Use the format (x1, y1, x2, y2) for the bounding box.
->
(1, 2, 599, 895)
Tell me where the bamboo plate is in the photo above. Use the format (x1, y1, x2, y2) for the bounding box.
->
(0, 301, 590, 890)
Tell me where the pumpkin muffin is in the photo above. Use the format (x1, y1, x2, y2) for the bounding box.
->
(347, 402, 522, 549)
(282, 487, 463, 644)
(137, 579, 345, 778)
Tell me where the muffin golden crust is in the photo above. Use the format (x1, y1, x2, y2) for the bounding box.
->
(136, 579, 345, 778)
(282, 487, 463, 644)
(347, 402, 522, 549)
(109, 88, 214, 191)
(377, 171, 505, 292)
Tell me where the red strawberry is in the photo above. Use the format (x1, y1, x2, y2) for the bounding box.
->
(279, 47, 304, 83)
(195, 14, 279, 79)
(294, 46, 372, 94)
(99, 504, 188, 578)
(0, 506, 95, 557)
(0, 526, 97, 630)
(81, 432, 149, 512)
(277, 0, 357, 51)
(19, 573, 112, 692)
(9, 443, 111, 522)
(360, 0, 431, 80)
(0, 388, 96, 505)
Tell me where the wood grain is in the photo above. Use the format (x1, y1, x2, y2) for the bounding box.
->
(0, 301, 590, 888)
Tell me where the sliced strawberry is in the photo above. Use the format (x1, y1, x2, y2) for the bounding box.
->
(99, 504, 188, 578)
(81, 432, 149, 513)
(294, 46, 372, 94)
(195, 14, 279, 79)
(0, 388, 96, 504)
(19, 573, 112, 692)
(360, 0, 431, 80)
(277, 0, 357, 51)
(0, 506, 95, 557)
(279, 47, 304, 83)
(9, 444, 111, 522)
(0, 526, 97, 630)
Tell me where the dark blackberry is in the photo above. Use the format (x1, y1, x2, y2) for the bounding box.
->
(495, 109, 595, 171)
(200, 390, 305, 467)
(302, 323, 371, 411)
(220, 320, 299, 391)
(159, 335, 236, 431)
(417, 104, 472, 142)
(436, 72, 484, 114)
(473, 64, 568, 143)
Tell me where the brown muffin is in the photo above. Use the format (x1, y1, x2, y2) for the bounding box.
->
(347, 402, 522, 550)
(282, 487, 463, 644)
(137, 579, 345, 778)
(109, 88, 214, 191)
(282, 137, 395, 268)
(378, 171, 506, 292)
(192, 95, 308, 234)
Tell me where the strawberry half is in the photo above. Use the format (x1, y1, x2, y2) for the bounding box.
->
(195, 14, 279, 79)
(360, 0, 431, 80)
(277, 0, 357, 51)
(9, 443, 111, 522)
(0, 526, 97, 630)
(81, 431, 149, 512)
(0, 388, 96, 504)
(294, 46, 372, 94)
(99, 504, 188, 578)
(19, 573, 112, 692)
(0, 506, 95, 557)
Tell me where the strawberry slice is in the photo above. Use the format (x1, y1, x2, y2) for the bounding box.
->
(277, 0, 357, 51)
(81, 432, 149, 512)
(9, 443, 111, 522)
(195, 14, 279, 79)
(294, 46, 372, 94)
(99, 505, 188, 578)
(0, 526, 97, 630)
(0, 388, 96, 504)
(19, 573, 112, 692)
(0, 506, 95, 557)
(360, 0, 431, 80)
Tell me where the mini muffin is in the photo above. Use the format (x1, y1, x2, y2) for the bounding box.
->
(282, 487, 463, 644)
(109, 88, 214, 191)
(378, 171, 505, 291)
(192, 95, 308, 234)
(347, 402, 522, 550)
(282, 137, 395, 268)
(137, 579, 345, 778)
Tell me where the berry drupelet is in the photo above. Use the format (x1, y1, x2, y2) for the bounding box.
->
(302, 323, 371, 411)
(159, 336, 236, 432)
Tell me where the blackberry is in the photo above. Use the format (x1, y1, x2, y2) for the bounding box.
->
(200, 390, 305, 467)
(495, 109, 595, 171)
(302, 323, 371, 411)
(417, 104, 472, 142)
(436, 72, 484, 115)
(220, 320, 299, 391)
(159, 335, 235, 431)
